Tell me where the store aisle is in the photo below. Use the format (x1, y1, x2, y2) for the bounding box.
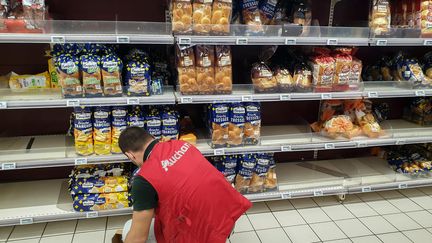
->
(2, 188, 432, 243)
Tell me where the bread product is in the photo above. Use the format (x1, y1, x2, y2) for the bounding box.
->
(179, 133, 197, 145)
(333, 51, 352, 92)
(292, 0, 312, 30)
(370, 0, 391, 36)
(249, 153, 270, 193)
(399, 58, 428, 88)
(421, 0, 432, 37)
(217, 155, 237, 184)
(215, 45, 232, 94)
(93, 107, 111, 155)
(259, 0, 278, 25)
(211, 0, 232, 34)
(195, 45, 216, 94)
(80, 54, 103, 97)
(101, 53, 123, 97)
(125, 60, 151, 96)
(172, 0, 193, 34)
(241, 0, 263, 33)
(56, 54, 82, 98)
(273, 66, 294, 92)
(251, 62, 278, 93)
(22, 0, 45, 30)
(228, 103, 246, 147)
(350, 100, 384, 138)
(161, 108, 179, 142)
(293, 62, 313, 92)
(244, 102, 261, 145)
(349, 58, 363, 91)
(8, 71, 50, 90)
(264, 154, 277, 190)
(177, 46, 198, 95)
(321, 115, 361, 139)
(71, 164, 126, 179)
(111, 106, 127, 154)
(145, 107, 162, 140)
(127, 106, 145, 128)
(0, 1, 7, 30)
(72, 192, 130, 212)
(209, 103, 229, 148)
(235, 154, 256, 193)
(69, 176, 129, 195)
(193, 0, 212, 34)
(177, 46, 195, 68)
(310, 50, 335, 93)
(74, 107, 93, 156)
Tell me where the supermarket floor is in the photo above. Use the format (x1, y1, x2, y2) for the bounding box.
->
(3, 188, 432, 243)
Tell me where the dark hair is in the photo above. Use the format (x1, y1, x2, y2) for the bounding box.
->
(119, 127, 153, 153)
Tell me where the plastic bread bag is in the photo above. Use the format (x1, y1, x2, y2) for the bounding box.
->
(228, 102, 245, 147)
(249, 153, 271, 193)
(193, 0, 212, 35)
(161, 108, 179, 142)
(309, 48, 335, 93)
(235, 154, 256, 193)
(421, 0, 432, 37)
(127, 106, 145, 128)
(259, 0, 278, 25)
(273, 65, 294, 92)
(423, 51, 432, 80)
(292, 61, 313, 92)
(217, 155, 238, 184)
(209, 103, 229, 148)
(251, 62, 277, 93)
(80, 54, 103, 97)
(211, 0, 232, 35)
(111, 106, 127, 153)
(400, 59, 429, 88)
(8, 71, 51, 90)
(215, 45, 233, 94)
(70, 176, 129, 195)
(332, 48, 353, 92)
(349, 57, 363, 91)
(321, 115, 361, 139)
(72, 192, 130, 212)
(350, 100, 384, 138)
(145, 107, 162, 140)
(291, 0, 312, 36)
(264, 154, 277, 190)
(93, 107, 111, 155)
(244, 102, 261, 145)
(0, 0, 8, 30)
(22, 0, 46, 30)
(176, 46, 198, 94)
(55, 53, 82, 98)
(241, 0, 264, 33)
(172, 0, 193, 34)
(74, 107, 93, 156)
(101, 53, 123, 97)
(124, 60, 151, 96)
(195, 45, 216, 94)
(369, 0, 391, 36)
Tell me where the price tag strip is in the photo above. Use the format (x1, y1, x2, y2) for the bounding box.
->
(327, 39, 338, 45)
(178, 37, 192, 45)
(321, 93, 332, 100)
(1, 162, 16, 170)
(20, 218, 34, 225)
(75, 157, 88, 165)
(367, 91, 379, 98)
(66, 99, 80, 107)
(424, 39, 432, 46)
(51, 35, 65, 43)
(241, 95, 253, 102)
(279, 94, 291, 101)
(285, 38, 297, 45)
(361, 186, 372, 193)
(324, 143, 335, 150)
(313, 189, 324, 197)
(86, 211, 99, 218)
(398, 183, 408, 189)
(0, 101, 7, 109)
(236, 38, 248, 45)
(281, 145, 292, 152)
(127, 97, 140, 105)
(376, 39, 388, 46)
(281, 192, 292, 199)
(116, 36, 130, 43)
(415, 90, 426, 96)
(180, 97, 193, 104)
(213, 149, 225, 156)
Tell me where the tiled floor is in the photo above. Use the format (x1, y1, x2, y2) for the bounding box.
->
(3, 189, 432, 242)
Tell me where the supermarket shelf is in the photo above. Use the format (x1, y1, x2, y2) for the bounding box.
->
(1, 120, 431, 170)
(0, 87, 176, 109)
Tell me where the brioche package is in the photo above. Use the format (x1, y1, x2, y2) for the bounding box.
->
(70, 176, 129, 195)
(177, 46, 198, 94)
(111, 106, 128, 153)
(259, 0, 278, 25)
(215, 45, 233, 94)
(209, 103, 229, 148)
(195, 45, 216, 94)
(309, 49, 335, 93)
(101, 53, 123, 97)
(241, 0, 264, 33)
(211, 0, 232, 35)
(74, 107, 93, 156)
(80, 54, 103, 97)
(193, 0, 212, 34)
(228, 103, 246, 147)
(264, 154, 277, 190)
(72, 192, 130, 212)
(273, 66, 294, 92)
(235, 154, 256, 193)
(145, 108, 162, 140)
(216, 155, 238, 184)
(249, 153, 271, 193)
(93, 107, 112, 155)
(292, 62, 313, 92)
(56, 54, 82, 98)
(244, 102, 261, 145)
(161, 108, 179, 142)
(421, 0, 432, 37)
(251, 62, 278, 93)
(370, 0, 391, 36)
(172, 0, 193, 34)
(127, 106, 145, 128)
(124, 60, 151, 96)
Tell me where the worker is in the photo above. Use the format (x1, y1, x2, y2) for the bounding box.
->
(118, 127, 252, 243)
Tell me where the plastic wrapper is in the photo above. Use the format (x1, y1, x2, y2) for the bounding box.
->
(195, 45, 215, 94)
(404, 98, 432, 126)
(228, 103, 245, 147)
(93, 107, 111, 155)
(421, 0, 432, 37)
(333, 50, 352, 92)
(273, 66, 294, 92)
(310, 49, 335, 93)
(22, 0, 45, 30)
(177, 46, 198, 94)
(291, 0, 312, 35)
(101, 53, 123, 97)
(145, 107, 162, 140)
(264, 155, 277, 190)
(215, 45, 232, 94)
(72, 192, 130, 212)
(111, 106, 127, 153)
(69, 176, 129, 195)
(0, 0, 8, 30)
(424, 52, 432, 80)
(80, 54, 103, 97)
(209, 103, 229, 148)
(241, 0, 264, 33)
(349, 58, 363, 91)
(127, 106, 145, 128)
(172, 0, 193, 34)
(370, 0, 391, 36)
(56, 54, 82, 98)
(259, 0, 278, 25)
(251, 62, 277, 93)
(211, 0, 232, 35)
(235, 154, 256, 193)
(161, 108, 179, 142)
(292, 62, 313, 92)
(8, 71, 50, 90)
(70, 164, 126, 179)
(193, 0, 212, 34)
(249, 153, 270, 193)
(74, 107, 93, 156)
(124, 60, 151, 96)
(244, 102, 261, 145)
(216, 155, 237, 184)
(350, 100, 384, 138)
(398, 58, 430, 88)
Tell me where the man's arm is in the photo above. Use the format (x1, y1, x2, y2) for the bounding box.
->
(125, 208, 154, 243)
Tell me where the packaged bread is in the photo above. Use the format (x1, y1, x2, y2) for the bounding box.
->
(241, 0, 264, 33)
(8, 71, 50, 90)
(161, 108, 179, 142)
(293, 62, 313, 92)
(235, 154, 256, 193)
(195, 45, 216, 94)
(69, 176, 129, 195)
(351, 100, 384, 138)
(56, 53, 82, 98)
(310, 49, 335, 93)
(251, 62, 278, 93)
(228, 103, 245, 147)
(127, 106, 145, 128)
(177, 46, 195, 67)
(193, 0, 212, 34)
(216, 155, 238, 184)
(93, 107, 111, 155)
(209, 103, 229, 148)
(70, 164, 126, 179)
(177, 46, 198, 94)
(211, 0, 232, 34)
(421, 0, 432, 37)
(145, 107, 162, 140)
(333, 50, 352, 92)
(101, 53, 123, 97)
(111, 106, 127, 154)
(72, 192, 130, 212)
(80, 54, 103, 97)
(172, 0, 193, 34)
(249, 153, 271, 193)
(244, 102, 261, 145)
(259, 0, 278, 25)
(370, 0, 391, 36)
(74, 107, 93, 156)
(124, 60, 151, 96)
(215, 45, 233, 94)
(264, 154, 277, 190)
(349, 58, 363, 91)
(399, 58, 428, 88)
(273, 66, 294, 92)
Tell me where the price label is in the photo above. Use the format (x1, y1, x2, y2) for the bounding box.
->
(357, 141, 367, 148)
(20, 218, 33, 225)
(1, 163, 16, 170)
(424, 39, 432, 46)
(279, 94, 291, 101)
(51, 35, 65, 43)
(281, 145, 292, 152)
(367, 91, 379, 98)
(75, 157, 88, 165)
(415, 90, 426, 96)
(236, 38, 248, 45)
(398, 183, 408, 189)
(321, 93, 332, 100)
(396, 139, 406, 145)
(66, 99, 80, 107)
(285, 38, 297, 45)
(314, 190, 324, 197)
(376, 39, 388, 46)
(178, 37, 192, 45)
(327, 39, 338, 45)
(86, 211, 99, 218)
(127, 97, 140, 105)
(0, 101, 7, 109)
(241, 95, 253, 102)
(180, 97, 193, 103)
(362, 186, 372, 193)
(325, 143, 335, 150)
(116, 36, 130, 43)
(281, 192, 292, 199)
(214, 149, 225, 156)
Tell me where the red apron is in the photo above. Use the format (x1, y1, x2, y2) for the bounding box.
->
(138, 140, 251, 243)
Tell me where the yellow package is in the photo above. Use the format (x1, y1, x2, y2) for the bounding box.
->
(8, 71, 51, 90)
(48, 58, 59, 88)
(93, 107, 111, 155)
(111, 106, 127, 154)
(73, 107, 94, 156)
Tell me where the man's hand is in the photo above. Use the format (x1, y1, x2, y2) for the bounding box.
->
(125, 209, 154, 243)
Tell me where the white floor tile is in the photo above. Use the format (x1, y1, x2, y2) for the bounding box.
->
(378, 190, 404, 199)
(0, 226, 13, 241)
(309, 222, 347, 241)
(383, 213, 422, 231)
(8, 224, 46, 241)
(357, 192, 383, 202)
(43, 220, 77, 237)
(418, 186, 432, 195)
(283, 225, 320, 243)
(377, 232, 411, 243)
(75, 218, 107, 233)
(351, 235, 382, 243)
(344, 202, 378, 218)
(297, 208, 331, 224)
(398, 188, 426, 197)
(7, 239, 40, 243)
(104, 229, 118, 243)
(403, 229, 432, 242)
(388, 198, 423, 212)
(72, 231, 105, 243)
(265, 200, 295, 211)
(359, 216, 398, 234)
(290, 198, 318, 209)
(40, 234, 73, 243)
(343, 195, 362, 204)
(230, 231, 260, 243)
(406, 211, 432, 228)
(256, 228, 291, 243)
(321, 205, 355, 221)
(273, 210, 306, 227)
(409, 195, 432, 210)
(247, 213, 280, 230)
(247, 202, 270, 214)
(233, 215, 254, 233)
(324, 239, 351, 243)
(313, 196, 340, 207)
(365, 200, 400, 215)
(335, 219, 372, 238)
(106, 215, 131, 230)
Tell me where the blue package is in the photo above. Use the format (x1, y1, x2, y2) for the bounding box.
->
(56, 53, 82, 98)
(221, 155, 238, 184)
(259, 0, 278, 24)
(80, 53, 103, 97)
(235, 154, 256, 193)
(125, 60, 151, 96)
(72, 192, 131, 212)
(161, 109, 179, 141)
(73, 107, 94, 156)
(127, 106, 145, 128)
(112, 106, 128, 153)
(249, 153, 271, 192)
(101, 53, 123, 97)
(209, 103, 230, 148)
(228, 103, 246, 147)
(244, 102, 261, 145)
(145, 108, 162, 139)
